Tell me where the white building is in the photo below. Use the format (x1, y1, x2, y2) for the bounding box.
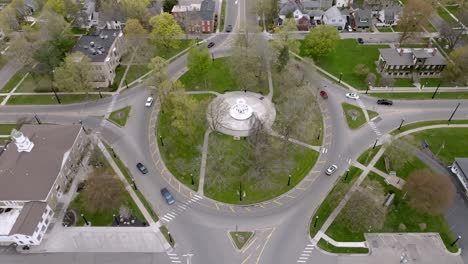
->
(451, 158, 468, 198)
(322, 6, 347, 31)
(0, 125, 87, 247)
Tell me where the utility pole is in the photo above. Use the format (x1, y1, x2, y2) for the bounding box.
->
(366, 82, 371, 94)
(448, 102, 461, 122)
(51, 86, 61, 104)
(431, 81, 441, 99)
(33, 112, 41, 124)
(398, 119, 404, 130)
(287, 174, 291, 186)
(338, 72, 343, 84)
(239, 181, 242, 201)
(373, 139, 378, 149)
(98, 88, 103, 99)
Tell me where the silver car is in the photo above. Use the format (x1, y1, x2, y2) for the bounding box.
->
(326, 164, 338, 176)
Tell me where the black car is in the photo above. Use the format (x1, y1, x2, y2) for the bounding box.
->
(136, 162, 148, 174)
(161, 188, 175, 205)
(377, 99, 393, 105)
(357, 38, 364, 44)
(207, 42, 215, 48)
(226, 25, 232, 32)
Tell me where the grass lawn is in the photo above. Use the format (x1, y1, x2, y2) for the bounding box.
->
(301, 39, 389, 90)
(6, 94, 106, 105)
(325, 172, 458, 252)
(374, 152, 428, 179)
(15, 74, 53, 93)
(230, 231, 253, 250)
(370, 92, 468, 100)
(160, 225, 175, 247)
(342, 102, 378, 129)
(391, 120, 468, 135)
(392, 78, 415, 87)
(125, 64, 147, 84)
(71, 27, 88, 34)
(310, 167, 363, 237)
(401, 128, 468, 165)
(420, 78, 453, 87)
(318, 239, 369, 254)
(111, 65, 125, 91)
(357, 145, 382, 166)
(108, 106, 131, 127)
(377, 27, 393, 32)
(104, 144, 159, 222)
(204, 134, 319, 204)
(155, 39, 195, 60)
(437, 6, 458, 25)
(179, 57, 244, 94)
(157, 94, 213, 191)
(1, 70, 26, 93)
(0, 124, 17, 135)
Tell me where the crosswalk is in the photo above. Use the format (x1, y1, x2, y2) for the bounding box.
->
(296, 243, 315, 263)
(368, 121, 382, 136)
(321, 147, 328, 154)
(161, 194, 203, 223)
(167, 252, 181, 263)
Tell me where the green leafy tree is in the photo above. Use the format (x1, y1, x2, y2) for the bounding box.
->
(54, 52, 94, 91)
(303, 25, 340, 58)
(147, 56, 168, 87)
(120, 0, 151, 21)
(163, 0, 179, 12)
(149, 12, 183, 50)
(187, 46, 212, 82)
(0, 4, 20, 33)
(123, 18, 149, 53)
(271, 18, 298, 72)
(443, 45, 468, 85)
(46, 0, 65, 14)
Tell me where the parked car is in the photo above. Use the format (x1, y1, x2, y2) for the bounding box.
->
(345, 93, 359, 100)
(136, 162, 148, 174)
(326, 164, 338, 176)
(145, 96, 154, 107)
(207, 42, 215, 48)
(347, 25, 352, 32)
(161, 188, 175, 205)
(377, 99, 393, 105)
(320, 90, 328, 99)
(226, 25, 232, 32)
(357, 38, 364, 44)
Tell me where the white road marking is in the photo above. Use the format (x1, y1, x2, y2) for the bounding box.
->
(321, 148, 328, 153)
(297, 261, 306, 263)
(167, 253, 177, 256)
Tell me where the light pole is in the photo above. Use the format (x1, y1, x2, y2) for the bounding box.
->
(113, 214, 119, 226)
(451, 235, 461, 247)
(159, 135, 164, 147)
(338, 72, 343, 84)
(372, 139, 378, 149)
(431, 81, 441, 99)
(51, 86, 61, 104)
(314, 215, 319, 228)
(81, 214, 89, 226)
(398, 119, 405, 130)
(34, 112, 41, 124)
(211, 53, 214, 61)
(168, 231, 173, 244)
(125, 79, 129, 89)
(344, 169, 349, 182)
(239, 181, 242, 201)
(98, 88, 103, 99)
(132, 178, 137, 190)
(191, 173, 194, 186)
(287, 174, 291, 186)
(79, 120, 87, 133)
(366, 81, 371, 94)
(448, 102, 461, 122)
(317, 127, 322, 140)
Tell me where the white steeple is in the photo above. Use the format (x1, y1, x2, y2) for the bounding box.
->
(11, 129, 34, 153)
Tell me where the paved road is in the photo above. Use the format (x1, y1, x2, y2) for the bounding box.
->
(0, 60, 21, 91)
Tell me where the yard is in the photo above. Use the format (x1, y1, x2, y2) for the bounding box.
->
(341, 102, 378, 129)
(110, 65, 125, 91)
(374, 151, 428, 179)
(125, 64, 148, 84)
(437, 6, 458, 25)
(15, 74, 54, 93)
(108, 106, 131, 127)
(0, 124, 17, 135)
(357, 145, 382, 166)
(301, 39, 389, 90)
(1, 70, 27, 93)
(325, 172, 458, 253)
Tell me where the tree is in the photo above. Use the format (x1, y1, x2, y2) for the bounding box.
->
(0, 4, 20, 33)
(147, 56, 168, 88)
(382, 141, 412, 172)
(207, 97, 229, 132)
(163, 0, 178, 12)
(81, 168, 126, 213)
(46, 0, 65, 15)
(353, 64, 370, 76)
(123, 18, 149, 54)
(158, 79, 184, 112)
(33, 34, 76, 72)
(168, 88, 204, 143)
(54, 52, 94, 91)
(440, 23, 464, 51)
(443, 45, 468, 85)
(403, 169, 455, 215)
(187, 46, 212, 84)
(397, 0, 433, 44)
(7, 33, 37, 69)
(120, 0, 151, 21)
(271, 18, 298, 72)
(303, 25, 340, 58)
(366, 73, 377, 86)
(149, 13, 183, 50)
(254, 0, 278, 29)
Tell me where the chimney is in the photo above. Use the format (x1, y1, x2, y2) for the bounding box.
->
(432, 49, 437, 56)
(11, 129, 34, 153)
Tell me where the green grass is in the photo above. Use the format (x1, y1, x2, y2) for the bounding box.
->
(310, 167, 363, 237)
(6, 94, 106, 105)
(155, 40, 195, 60)
(377, 27, 393, 32)
(325, 172, 458, 252)
(179, 57, 242, 94)
(420, 78, 452, 87)
(204, 134, 319, 204)
(0, 56, 6, 70)
(125, 64, 147, 84)
(301, 39, 389, 90)
(0, 124, 16, 135)
(437, 6, 458, 25)
(71, 27, 88, 34)
(104, 144, 159, 222)
(392, 78, 415, 87)
(220, 0, 227, 31)
(160, 225, 175, 247)
(391, 120, 468, 135)
(357, 145, 382, 166)
(401, 128, 468, 165)
(157, 95, 213, 191)
(374, 152, 428, 179)
(15, 74, 54, 92)
(370, 92, 468, 100)
(111, 65, 125, 91)
(1, 70, 26, 93)
(342, 102, 378, 129)
(317, 239, 369, 254)
(108, 106, 131, 127)
(230, 231, 253, 250)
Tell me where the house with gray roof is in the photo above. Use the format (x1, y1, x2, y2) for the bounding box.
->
(301, 0, 333, 11)
(322, 6, 347, 30)
(72, 28, 124, 87)
(0, 125, 87, 247)
(451, 158, 468, 198)
(377, 48, 447, 78)
(200, 0, 215, 33)
(354, 9, 372, 29)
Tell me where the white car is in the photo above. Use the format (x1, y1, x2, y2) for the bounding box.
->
(145, 96, 154, 107)
(326, 164, 338, 176)
(346, 93, 359, 100)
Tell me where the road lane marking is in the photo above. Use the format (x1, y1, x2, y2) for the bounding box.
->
(178, 182, 181, 192)
(297, 187, 306, 190)
(229, 206, 235, 213)
(215, 203, 220, 210)
(273, 200, 282, 205)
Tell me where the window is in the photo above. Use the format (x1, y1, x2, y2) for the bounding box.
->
(18, 241, 24, 244)
(35, 227, 39, 233)
(332, 19, 336, 22)
(37, 235, 42, 241)
(41, 225, 46, 232)
(29, 241, 33, 244)
(48, 210, 53, 216)
(44, 219, 49, 225)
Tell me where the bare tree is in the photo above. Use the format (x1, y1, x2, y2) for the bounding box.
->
(383, 141, 411, 172)
(404, 169, 455, 215)
(397, 0, 433, 44)
(440, 23, 465, 50)
(207, 97, 230, 132)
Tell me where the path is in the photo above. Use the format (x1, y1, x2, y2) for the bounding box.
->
(198, 129, 211, 195)
(117, 50, 137, 93)
(1, 72, 29, 105)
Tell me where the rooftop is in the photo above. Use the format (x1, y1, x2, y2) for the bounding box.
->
(0, 208, 20, 236)
(379, 48, 447, 66)
(200, 0, 215, 20)
(171, 4, 201, 12)
(0, 125, 81, 201)
(8, 201, 47, 236)
(72, 29, 122, 62)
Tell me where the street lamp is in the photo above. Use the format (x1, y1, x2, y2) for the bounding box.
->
(431, 81, 441, 99)
(317, 127, 322, 140)
(372, 139, 378, 149)
(398, 119, 405, 130)
(344, 169, 349, 182)
(132, 178, 137, 190)
(98, 88, 103, 99)
(287, 174, 291, 186)
(125, 79, 129, 89)
(113, 214, 119, 226)
(168, 231, 173, 244)
(159, 135, 164, 147)
(338, 72, 343, 84)
(34, 112, 41, 124)
(191, 173, 194, 186)
(314, 215, 319, 228)
(451, 235, 461, 247)
(50, 86, 62, 104)
(448, 102, 461, 122)
(239, 181, 242, 201)
(81, 214, 89, 226)
(366, 81, 371, 94)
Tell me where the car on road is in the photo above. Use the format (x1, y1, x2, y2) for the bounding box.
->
(320, 90, 328, 99)
(346, 93, 359, 100)
(377, 99, 393, 105)
(145, 96, 154, 107)
(226, 25, 232, 32)
(207, 42, 215, 48)
(326, 164, 338, 176)
(161, 188, 175, 205)
(136, 162, 148, 174)
(357, 38, 364, 44)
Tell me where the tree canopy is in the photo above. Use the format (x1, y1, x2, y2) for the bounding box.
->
(303, 25, 340, 58)
(443, 45, 468, 85)
(149, 12, 183, 50)
(54, 52, 94, 91)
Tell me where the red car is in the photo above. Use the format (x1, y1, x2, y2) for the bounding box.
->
(320, 90, 328, 99)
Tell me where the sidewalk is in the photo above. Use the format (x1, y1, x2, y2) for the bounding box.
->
(368, 86, 468, 93)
